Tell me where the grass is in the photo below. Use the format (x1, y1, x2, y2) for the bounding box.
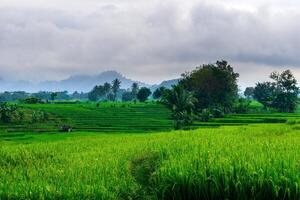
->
(1, 101, 299, 133)
(1, 102, 174, 133)
(0, 124, 299, 199)
(0, 102, 299, 199)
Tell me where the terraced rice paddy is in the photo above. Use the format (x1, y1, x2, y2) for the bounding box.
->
(0, 102, 299, 199)
(1, 103, 174, 133)
(1, 102, 300, 134)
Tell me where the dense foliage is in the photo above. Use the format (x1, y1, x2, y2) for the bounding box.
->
(254, 70, 299, 112)
(162, 85, 197, 129)
(137, 87, 152, 102)
(0, 103, 19, 123)
(111, 79, 121, 101)
(0, 102, 48, 124)
(180, 60, 239, 112)
(121, 91, 134, 102)
(153, 87, 166, 100)
(244, 87, 255, 99)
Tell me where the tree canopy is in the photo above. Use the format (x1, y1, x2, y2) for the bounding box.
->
(244, 87, 255, 99)
(112, 79, 121, 101)
(180, 60, 239, 112)
(162, 85, 197, 129)
(153, 87, 166, 99)
(254, 70, 299, 112)
(137, 87, 151, 102)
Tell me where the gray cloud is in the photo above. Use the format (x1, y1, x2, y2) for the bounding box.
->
(0, 0, 300, 86)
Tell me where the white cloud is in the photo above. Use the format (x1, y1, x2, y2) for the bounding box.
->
(0, 0, 300, 86)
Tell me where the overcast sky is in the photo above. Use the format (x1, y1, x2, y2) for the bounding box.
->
(0, 0, 300, 87)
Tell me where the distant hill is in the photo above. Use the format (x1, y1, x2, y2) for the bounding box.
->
(39, 71, 150, 92)
(0, 71, 181, 93)
(0, 71, 150, 92)
(151, 79, 180, 91)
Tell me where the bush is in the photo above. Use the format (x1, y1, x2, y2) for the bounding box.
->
(30, 110, 49, 123)
(233, 98, 251, 113)
(0, 103, 18, 123)
(199, 109, 212, 122)
(22, 97, 43, 104)
(211, 108, 224, 118)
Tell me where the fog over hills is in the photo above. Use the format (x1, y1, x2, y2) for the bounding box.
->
(0, 71, 178, 93)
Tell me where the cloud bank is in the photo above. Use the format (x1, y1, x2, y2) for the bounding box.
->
(0, 0, 300, 87)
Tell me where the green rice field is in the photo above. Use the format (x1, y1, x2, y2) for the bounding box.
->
(0, 103, 300, 199)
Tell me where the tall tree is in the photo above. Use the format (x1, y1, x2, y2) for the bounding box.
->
(131, 83, 139, 101)
(153, 87, 166, 100)
(254, 70, 299, 112)
(270, 70, 299, 112)
(253, 82, 276, 109)
(103, 82, 112, 100)
(137, 87, 151, 102)
(111, 79, 121, 101)
(88, 86, 99, 102)
(95, 85, 106, 100)
(244, 87, 255, 99)
(180, 60, 239, 112)
(162, 85, 197, 129)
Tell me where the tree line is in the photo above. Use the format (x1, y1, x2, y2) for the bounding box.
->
(244, 70, 298, 112)
(88, 79, 152, 103)
(159, 61, 299, 129)
(0, 60, 298, 129)
(0, 91, 88, 102)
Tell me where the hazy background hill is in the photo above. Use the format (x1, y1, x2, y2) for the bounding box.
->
(0, 71, 178, 93)
(150, 79, 180, 91)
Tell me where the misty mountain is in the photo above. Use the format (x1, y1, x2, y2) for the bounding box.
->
(151, 79, 180, 91)
(0, 71, 151, 93)
(38, 71, 150, 92)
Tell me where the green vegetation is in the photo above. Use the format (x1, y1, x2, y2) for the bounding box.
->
(16, 102, 173, 133)
(1, 101, 299, 133)
(180, 60, 239, 112)
(0, 102, 49, 124)
(1, 61, 300, 199)
(0, 124, 299, 199)
(253, 70, 299, 112)
(137, 87, 152, 102)
(162, 85, 197, 129)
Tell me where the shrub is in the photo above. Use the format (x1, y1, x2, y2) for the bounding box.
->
(199, 109, 212, 122)
(233, 98, 251, 113)
(22, 97, 43, 104)
(31, 111, 48, 123)
(0, 103, 18, 123)
(211, 108, 224, 118)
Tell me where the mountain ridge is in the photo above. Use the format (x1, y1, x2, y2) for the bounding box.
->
(0, 71, 179, 93)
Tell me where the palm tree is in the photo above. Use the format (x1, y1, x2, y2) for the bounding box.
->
(162, 85, 197, 129)
(112, 79, 121, 101)
(103, 82, 111, 100)
(131, 83, 139, 102)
